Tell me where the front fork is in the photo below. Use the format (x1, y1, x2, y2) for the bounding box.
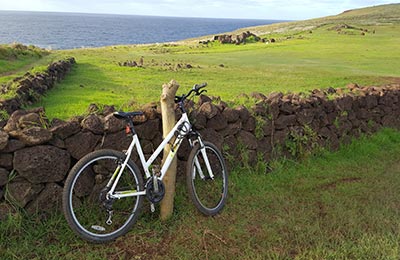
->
(189, 136, 214, 180)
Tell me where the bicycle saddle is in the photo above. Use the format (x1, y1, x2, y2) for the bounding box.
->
(113, 111, 144, 120)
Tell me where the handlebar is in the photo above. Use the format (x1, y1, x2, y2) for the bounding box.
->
(194, 82, 207, 92)
(175, 82, 207, 104)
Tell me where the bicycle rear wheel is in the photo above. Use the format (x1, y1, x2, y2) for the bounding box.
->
(186, 141, 228, 215)
(62, 149, 144, 243)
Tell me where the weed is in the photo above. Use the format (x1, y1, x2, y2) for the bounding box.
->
(4, 170, 23, 210)
(254, 115, 265, 140)
(285, 125, 319, 159)
(0, 109, 9, 121)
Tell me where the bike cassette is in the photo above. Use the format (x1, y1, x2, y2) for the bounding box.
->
(145, 178, 165, 204)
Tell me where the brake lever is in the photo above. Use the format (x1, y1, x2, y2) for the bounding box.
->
(198, 90, 207, 95)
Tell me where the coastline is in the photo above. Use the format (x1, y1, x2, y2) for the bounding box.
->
(0, 10, 285, 50)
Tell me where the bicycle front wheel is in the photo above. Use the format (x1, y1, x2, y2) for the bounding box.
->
(62, 149, 144, 243)
(186, 141, 228, 216)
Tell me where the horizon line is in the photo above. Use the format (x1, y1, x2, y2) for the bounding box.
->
(0, 9, 296, 21)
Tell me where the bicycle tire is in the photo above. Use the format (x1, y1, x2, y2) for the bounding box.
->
(186, 141, 228, 215)
(62, 149, 144, 243)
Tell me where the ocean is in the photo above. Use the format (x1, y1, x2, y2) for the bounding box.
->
(0, 11, 285, 50)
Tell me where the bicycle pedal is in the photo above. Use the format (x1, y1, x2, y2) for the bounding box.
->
(150, 203, 155, 213)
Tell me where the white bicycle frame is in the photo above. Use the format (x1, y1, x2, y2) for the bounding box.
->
(107, 112, 214, 200)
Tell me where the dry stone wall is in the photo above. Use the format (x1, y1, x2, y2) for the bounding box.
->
(0, 57, 76, 115)
(0, 83, 400, 216)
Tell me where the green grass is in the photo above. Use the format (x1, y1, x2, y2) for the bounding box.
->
(0, 4, 399, 119)
(1, 128, 400, 259)
(0, 43, 50, 83)
(33, 22, 400, 119)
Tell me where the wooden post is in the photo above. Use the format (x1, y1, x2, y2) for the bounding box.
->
(160, 79, 179, 220)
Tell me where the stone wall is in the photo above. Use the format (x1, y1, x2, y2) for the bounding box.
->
(0, 57, 76, 115)
(0, 83, 399, 216)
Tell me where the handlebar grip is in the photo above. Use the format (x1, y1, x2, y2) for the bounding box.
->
(194, 82, 207, 91)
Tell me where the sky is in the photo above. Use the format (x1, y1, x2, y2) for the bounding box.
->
(0, 0, 397, 20)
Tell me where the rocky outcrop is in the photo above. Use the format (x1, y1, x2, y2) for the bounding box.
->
(214, 31, 262, 45)
(0, 83, 399, 215)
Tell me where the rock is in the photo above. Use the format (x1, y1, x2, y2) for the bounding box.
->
(365, 95, 378, 109)
(297, 108, 315, 125)
(223, 135, 239, 157)
(252, 103, 268, 116)
(280, 100, 296, 115)
(18, 113, 43, 129)
(198, 128, 223, 150)
(177, 139, 191, 161)
(243, 116, 256, 132)
(335, 96, 353, 111)
(222, 107, 240, 123)
(0, 153, 13, 170)
(10, 127, 53, 146)
(0, 168, 8, 186)
(50, 120, 81, 139)
(273, 129, 289, 146)
(198, 95, 212, 106)
(190, 110, 207, 130)
(315, 110, 329, 128)
(262, 118, 274, 136)
(141, 139, 154, 154)
(87, 103, 99, 114)
(236, 105, 250, 122)
(1, 139, 25, 153)
(0, 130, 8, 150)
(268, 101, 280, 120)
(382, 115, 399, 128)
(81, 114, 104, 134)
(6, 180, 44, 207)
(244, 150, 258, 165)
(199, 102, 219, 119)
(13, 145, 70, 183)
(3, 110, 27, 132)
(142, 102, 159, 120)
(207, 113, 228, 131)
(104, 113, 126, 133)
(135, 119, 160, 140)
(257, 137, 273, 155)
(0, 202, 16, 221)
(219, 121, 242, 137)
(267, 92, 283, 103)
(27, 183, 63, 214)
(323, 100, 336, 113)
(101, 130, 132, 151)
(65, 132, 101, 159)
(0, 98, 21, 115)
(275, 114, 297, 129)
(250, 92, 267, 100)
(48, 136, 66, 149)
(102, 105, 115, 115)
(236, 130, 257, 150)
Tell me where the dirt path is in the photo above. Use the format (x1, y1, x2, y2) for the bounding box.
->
(0, 62, 36, 78)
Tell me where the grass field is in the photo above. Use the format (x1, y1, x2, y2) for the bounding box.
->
(0, 44, 49, 84)
(40, 22, 400, 119)
(1, 5, 399, 119)
(1, 128, 400, 259)
(1, 5, 400, 259)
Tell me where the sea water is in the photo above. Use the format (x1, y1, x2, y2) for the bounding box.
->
(0, 10, 286, 49)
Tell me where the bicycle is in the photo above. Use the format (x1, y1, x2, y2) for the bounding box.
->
(62, 83, 228, 243)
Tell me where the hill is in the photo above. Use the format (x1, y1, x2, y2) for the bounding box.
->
(228, 3, 400, 37)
